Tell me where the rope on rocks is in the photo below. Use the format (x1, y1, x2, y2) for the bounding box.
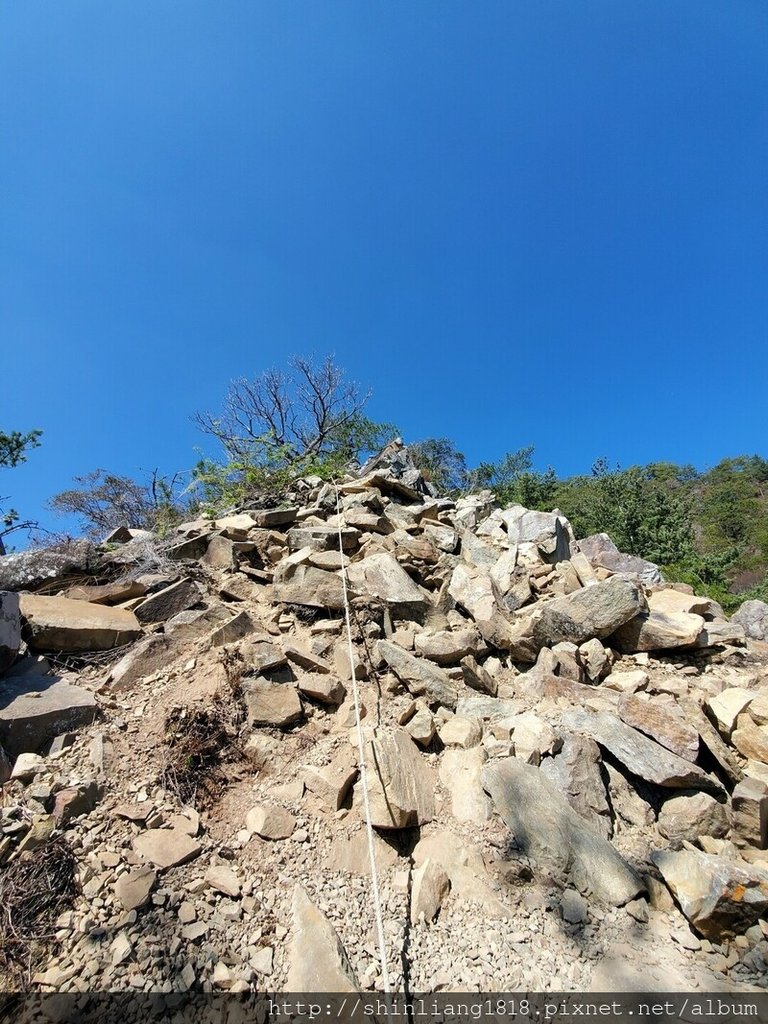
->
(334, 483, 390, 994)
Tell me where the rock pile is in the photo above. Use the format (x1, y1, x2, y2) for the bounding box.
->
(2, 444, 768, 997)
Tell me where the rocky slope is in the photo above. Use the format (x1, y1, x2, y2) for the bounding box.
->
(2, 445, 768, 1002)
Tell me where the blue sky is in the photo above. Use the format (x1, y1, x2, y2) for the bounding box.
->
(2, 2, 767, 537)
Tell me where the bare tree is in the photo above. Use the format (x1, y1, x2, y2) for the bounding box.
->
(193, 355, 373, 465)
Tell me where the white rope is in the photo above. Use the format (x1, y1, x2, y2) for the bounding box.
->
(334, 483, 390, 994)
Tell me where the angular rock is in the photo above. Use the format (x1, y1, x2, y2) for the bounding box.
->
(356, 727, 435, 829)
(242, 680, 302, 727)
(707, 687, 754, 738)
(576, 534, 662, 586)
(579, 637, 611, 682)
(603, 669, 648, 694)
(439, 746, 493, 824)
(502, 507, 571, 562)
(206, 864, 241, 897)
(247, 507, 299, 528)
(304, 754, 358, 810)
(448, 563, 496, 623)
(297, 675, 346, 705)
(414, 628, 480, 666)
(115, 866, 156, 911)
(525, 577, 646, 653)
(511, 711, 562, 765)
(678, 697, 744, 786)
(133, 579, 202, 623)
(732, 599, 768, 641)
(243, 640, 288, 674)
(246, 804, 296, 839)
(65, 580, 146, 605)
(133, 828, 201, 869)
(19, 595, 141, 652)
(422, 523, 457, 553)
(202, 535, 237, 569)
(0, 666, 97, 757)
(346, 553, 429, 609)
(286, 885, 358, 992)
(459, 654, 497, 696)
(283, 643, 331, 674)
(731, 777, 768, 849)
(411, 858, 451, 924)
(561, 709, 720, 791)
(482, 758, 644, 905)
(107, 633, 175, 689)
(648, 588, 722, 618)
(540, 734, 612, 839)
(209, 610, 255, 646)
(377, 640, 458, 709)
(438, 715, 482, 749)
(609, 610, 704, 653)
(52, 780, 100, 825)
(403, 704, 436, 746)
(652, 848, 768, 939)
(616, 693, 700, 761)
(164, 604, 232, 641)
(0, 540, 94, 592)
(657, 791, 729, 844)
(0, 591, 20, 673)
(10, 751, 45, 781)
(287, 526, 359, 553)
(273, 565, 346, 610)
(731, 715, 768, 764)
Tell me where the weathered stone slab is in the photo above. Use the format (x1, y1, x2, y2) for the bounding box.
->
(657, 791, 729, 844)
(576, 534, 662, 586)
(286, 885, 358, 992)
(107, 634, 175, 689)
(242, 680, 302, 727)
(377, 640, 458, 708)
(356, 727, 435, 829)
(20, 595, 141, 652)
(561, 709, 720, 791)
(133, 578, 202, 623)
(609, 610, 704, 653)
(133, 828, 201, 869)
(616, 693, 700, 761)
(273, 566, 346, 609)
(540, 734, 612, 840)
(287, 526, 359, 553)
(64, 580, 146, 605)
(0, 540, 94, 592)
(0, 665, 97, 757)
(526, 577, 646, 652)
(732, 599, 768, 641)
(482, 758, 644, 905)
(414, 628, 480, 666)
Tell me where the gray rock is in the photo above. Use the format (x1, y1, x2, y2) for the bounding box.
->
(115, 867, 156, 911)
(609, 610, 705, 652)
(133, 578, 202, 623)
(356, 727, 435, 829)
(247, 804, 296, 839)
(164, 604, 232, 641)
(438, 746, 493, 824)
(209, 610, 256, 645)
(482, 758, 644, 905)
(576, 534, 662, 586)
(287, 526, 359, 553)
(616, 692, 700, 761)
(273, 565, 346, 609)
(502, 506, 571, 562)
(19, 594, 141, 652)
(561, 709, 721, 792)
(540, 734, 612, 839)
(286, 885, 358, 992)
(459, 654, 497, 696)
(732, 599, 768, 641)
(411, 859, 451, 925)
(346, 552, 429, 609)
(0, 591, 20, 673)
(242, 679, 302, 727)
(652, 847, 768, 939)
(0, 540, 94, 592)
(377, 640, 459, 709)
(0, 663, 97, 757)
(107, 634, 176, 689)
(133, 828, 201, 869)
(523, 576, 647, 654)
(415, 628, 481, 666)
(657, 791, 729, 844)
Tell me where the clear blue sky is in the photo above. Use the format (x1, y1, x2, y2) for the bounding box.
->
(2, 2, 767, 536)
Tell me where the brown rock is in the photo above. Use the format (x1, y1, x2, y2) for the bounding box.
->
(19, 595, 141, 652)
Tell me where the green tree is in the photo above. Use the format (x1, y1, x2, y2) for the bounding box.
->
(473, 445, 558, 509)
(0, 428, 42, 550)
(410, 437, 470, 494)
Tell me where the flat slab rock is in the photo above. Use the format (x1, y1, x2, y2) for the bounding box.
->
(19, 594, 141, 652)
(286, 885, 358, 992)
(133, 828, 202, 869)
(482, 758, 644, 906)
(346, 552, 429, 608)
(356, 727, 435, 829)
(0, 666, 97, 757)
(377, 639, 458, 709)
(561, 708, 721, 792)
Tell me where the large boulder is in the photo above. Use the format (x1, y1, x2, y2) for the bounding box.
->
(616, 693, 700, 761)
(501, 506, 572, 562)
(19, 595, 141, 652)
(482, 758, 644, 905)
(0, 660, 97, 756)
(657, 791, 730, 844)
(133, 579, 202, 624)
(272, 565, 346, 610)
(377, 640, 459, 708)
(609, 610, 705, 652)
(576, 534, 662, 586)
(355, 727, 435, 829)
(0, 591, 21, 673)
(0, 540, 94, 592)
(522, 576, 646, 653)
(540, 734, 612, 839)
(561, 709, 721, 791)
(652, 848, 768, 939)
(346, 553, 429, 609)
(732, 599, 768, 641)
